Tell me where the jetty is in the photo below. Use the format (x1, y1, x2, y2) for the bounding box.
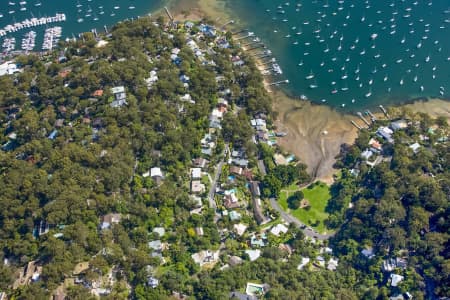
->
(0, 13, 66, 37)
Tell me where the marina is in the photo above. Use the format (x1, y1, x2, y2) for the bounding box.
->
(227, 0, 450, 110)
(0, 0, 164, 54)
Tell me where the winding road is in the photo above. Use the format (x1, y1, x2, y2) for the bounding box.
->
(269, 198, 334, 240)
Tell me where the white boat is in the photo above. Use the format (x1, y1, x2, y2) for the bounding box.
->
(420, 86, 424, 92)
(383, 75, 388, 82)
(341, 72, 348, 80)
(365, 89, 372, 98)
(401, 36, 405, 43)
(425, 55, 430, 62)
(400, 78, 404, 85)
(413, 75, 418, 82)
(305, 71, 314, 80)
(369, 78, 373, 85)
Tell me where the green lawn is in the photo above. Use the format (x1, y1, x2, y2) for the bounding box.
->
(279, 182, 332, 234)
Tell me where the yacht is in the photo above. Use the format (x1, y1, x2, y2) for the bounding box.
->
(400, 78, 404, 85)
(341, 72, 348, 80)
(305, 71, 314, 80)
(365, 89, 372, 98)
(383, 75, 388, 82)
(413, 75, 418, 82)
(425, 55, 430, 62)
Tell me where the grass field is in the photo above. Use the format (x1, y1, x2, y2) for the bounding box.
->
(279, 182, 332, 234)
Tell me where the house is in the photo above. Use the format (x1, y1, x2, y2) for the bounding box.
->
(377, 126, 394, 143)
(224, 190, 239, 209)
(390, 273, 404, 287)
(195, 227, 204, 236)
(270, 223, 288, 236)
(0, 61, 20, 76)
(231, 158, 249, 168)
(250, 234, 267, 248)
(54, 119, 64, 128)
(191, 168, 202, 179)
(409, 142, 420, 153)
(230, 166, 243, 176)
(191, 250, 220, 267)
(100, 213, 122, 230)
(229, 210, 242, 221)
(273, 153, 288, 166)
(327, 258, 339, 271)
(150, 167, 163, 179)
(315, 256, 325, 267)
(147, 276, 159, 288)
(369, 138, 382, 152)
(245, 249, 261, 262)
(361, 247, 375, 259)
(209, 115, 222, 129)
(297, 257, 310, 270)
(391, 119, 408, 131)
(148, 240, 162, 252)
(92, 89, 104, 97)
(361, 149, 373, 160)
(191, 180, 206, 194)
(180, 93, 195, 104)
(110, 86, 127, 108)
(184, 21, 195, 29)
(193, 157, 209, 169)
(234, 223, 247, 236)
(152, 227, 165, 237)
(145, 70, 158, 89)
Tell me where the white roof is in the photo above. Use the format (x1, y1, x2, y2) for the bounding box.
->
(0, 61, 20, 76)
(150, 167, 163, 178)
(111, 86, 125, 94)
(191, 168, 202, 179)
(361, 149, 373, 160)
(270, 224, 289, 236)
(409, 142, 420, 153)
(245, 249, 261, 262)
(234, 223, 247, 236)
(361, 248, 375, 258)
(390, 274, 404, 287)
(327, 258, 339, 271)
(152, 227, 165, 237)
(211, 108, 223, 119)
(297, 257, 310, 270)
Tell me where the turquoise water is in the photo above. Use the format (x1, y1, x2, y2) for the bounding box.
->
(0, 0, 163, 51)
(227, 0, 450, 110)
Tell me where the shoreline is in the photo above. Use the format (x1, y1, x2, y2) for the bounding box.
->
(166, 0, 450, 182)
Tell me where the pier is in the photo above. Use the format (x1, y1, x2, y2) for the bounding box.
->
(351, 120, 363, 130)
(357, 112, 371, 127)
(0, 13, 66, 37)
(268, 79, 289, 86)
(379, 105, 390, 119)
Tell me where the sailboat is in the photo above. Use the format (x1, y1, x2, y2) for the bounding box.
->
(365, 88, 372, 98)
(305, 70, 314, 80)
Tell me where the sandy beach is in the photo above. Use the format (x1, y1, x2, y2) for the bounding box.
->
(166, 0, 450, 183)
